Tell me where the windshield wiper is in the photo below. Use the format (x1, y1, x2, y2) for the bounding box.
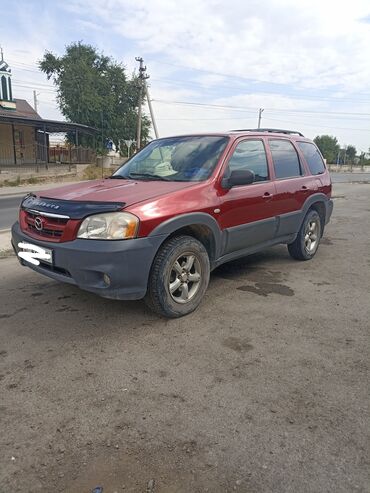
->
(128, 172, 171, 181)
(108, 175, 128, 179)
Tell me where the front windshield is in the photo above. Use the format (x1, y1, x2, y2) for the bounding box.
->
(112, 135, 229, 182)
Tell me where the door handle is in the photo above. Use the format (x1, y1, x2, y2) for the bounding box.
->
(262, 192, 273, 199)
(301, 185, 309, 191)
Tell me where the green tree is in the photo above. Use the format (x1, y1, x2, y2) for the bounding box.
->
(345, 145, 357, 165)
(39, 42, 150, 153)
(313, 135, 340, 164)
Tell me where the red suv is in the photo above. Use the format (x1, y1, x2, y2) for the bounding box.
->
(12, 129, 333, 317)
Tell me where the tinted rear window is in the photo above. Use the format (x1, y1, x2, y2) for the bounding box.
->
(297, 141, 326, 175)
(269, 139, 302, 179)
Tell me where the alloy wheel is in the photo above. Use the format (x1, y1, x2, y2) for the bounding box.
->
(304, 219, 319, 254)
(168, 253, 202, 304)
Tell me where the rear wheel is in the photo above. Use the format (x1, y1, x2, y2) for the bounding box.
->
(288, 209, 321, 260)
(145, 235, 210, 318)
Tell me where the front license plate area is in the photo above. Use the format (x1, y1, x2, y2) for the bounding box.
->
(18, 242, 53, 266)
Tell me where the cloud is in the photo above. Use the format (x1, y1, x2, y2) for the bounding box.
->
(62, 0, 370, 92)
(2, 0, 369, 149)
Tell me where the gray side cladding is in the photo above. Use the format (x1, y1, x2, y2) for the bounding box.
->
(147, 193, 332, 262)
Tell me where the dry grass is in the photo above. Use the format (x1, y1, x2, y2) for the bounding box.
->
(82, 165, 116, 180)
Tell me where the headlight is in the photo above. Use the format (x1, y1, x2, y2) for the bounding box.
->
(77, 212, 139, 240)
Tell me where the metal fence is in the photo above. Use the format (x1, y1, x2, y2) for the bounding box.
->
(48, 145, 96, 165)
(0, 143, 96, 173)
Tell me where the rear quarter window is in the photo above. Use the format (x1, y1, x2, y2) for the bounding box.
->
(297, 141, 326, 175)
(269, 139, 302, 179)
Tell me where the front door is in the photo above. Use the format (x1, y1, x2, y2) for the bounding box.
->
(217, 138, 277, 255)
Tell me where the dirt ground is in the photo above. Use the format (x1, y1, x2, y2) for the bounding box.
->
(0, 182, 369, 493)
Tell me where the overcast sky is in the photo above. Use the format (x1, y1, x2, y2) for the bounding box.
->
(1, 0, 370, 150)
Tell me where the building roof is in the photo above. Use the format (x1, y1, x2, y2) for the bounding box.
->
(0, 99, 41, 119)
(0, 99, 98, 135)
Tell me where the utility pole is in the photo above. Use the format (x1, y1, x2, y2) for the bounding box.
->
(135, 57, 149, 150)
(257, 108, 264, 129)
(336, 150, 341, 170)
(144, 80, 159, 139)
(33, 90, 39, 113)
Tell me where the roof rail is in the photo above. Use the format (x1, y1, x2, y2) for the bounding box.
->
(230, 128, 304, 137)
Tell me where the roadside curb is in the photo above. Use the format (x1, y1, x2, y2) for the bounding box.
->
(0, 230, 13, 257)
(0, 180, 82, 197)
(0, 190, 32, 198)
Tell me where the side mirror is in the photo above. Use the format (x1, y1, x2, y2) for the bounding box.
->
(222, 169, 255, 189)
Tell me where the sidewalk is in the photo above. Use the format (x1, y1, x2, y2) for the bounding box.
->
(0, 179, 87, 197)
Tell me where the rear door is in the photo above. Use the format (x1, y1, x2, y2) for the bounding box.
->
(217, 138, 277, 255)
(267, 138, 316, 237)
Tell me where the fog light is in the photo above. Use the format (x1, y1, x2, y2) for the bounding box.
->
(103, 273, 111, 286)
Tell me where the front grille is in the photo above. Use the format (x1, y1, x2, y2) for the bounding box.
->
(22, 210, 69, 241)
(27, 222, 64, 238)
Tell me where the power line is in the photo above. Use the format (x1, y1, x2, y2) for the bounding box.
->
(150, 76, 370, 104)
(262, 116, 369, 132)
(152, 59, 370, 100)
(157, 116, 251, 120)
(152, 98, 370, 118)
(8, 57, 370, 105)
(14, 78, 55, 89)
(12, 83, 56, 93)
(156, 114, 367, 132)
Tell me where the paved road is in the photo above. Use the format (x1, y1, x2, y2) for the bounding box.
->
(0, 182, 369, 493)
(0, 193, 24, 231)
(331, 172, 370, 183)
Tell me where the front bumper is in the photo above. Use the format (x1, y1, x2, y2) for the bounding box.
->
(12, 222, 166, 300)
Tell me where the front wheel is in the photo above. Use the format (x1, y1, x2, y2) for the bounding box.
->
(288, 210, 322, 260)
(145, 235, 210, 318)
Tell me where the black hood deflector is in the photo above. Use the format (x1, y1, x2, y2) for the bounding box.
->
(21, 194, 126, 219)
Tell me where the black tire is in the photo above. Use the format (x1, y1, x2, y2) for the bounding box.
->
(145, 235, 210, 318)
(288, 209, 322, 261)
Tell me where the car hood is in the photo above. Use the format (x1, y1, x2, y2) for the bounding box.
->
(39, 178, 195, 207)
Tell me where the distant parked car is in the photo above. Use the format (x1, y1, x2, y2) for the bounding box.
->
(12, 128, 333, 317)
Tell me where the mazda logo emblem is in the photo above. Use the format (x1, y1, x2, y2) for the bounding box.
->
(34, 216, 43, 231)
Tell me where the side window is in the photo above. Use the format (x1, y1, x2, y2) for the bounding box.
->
(226, 140, 269, 182)
(297, 141, 326, 175)
(269, 139, 302, 179)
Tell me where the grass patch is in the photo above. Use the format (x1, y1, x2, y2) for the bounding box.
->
(0, 173, 76, 188)
(0, 176, 22, 187)
(0, 175, 46, 187)
(82, 165, 116, 180)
